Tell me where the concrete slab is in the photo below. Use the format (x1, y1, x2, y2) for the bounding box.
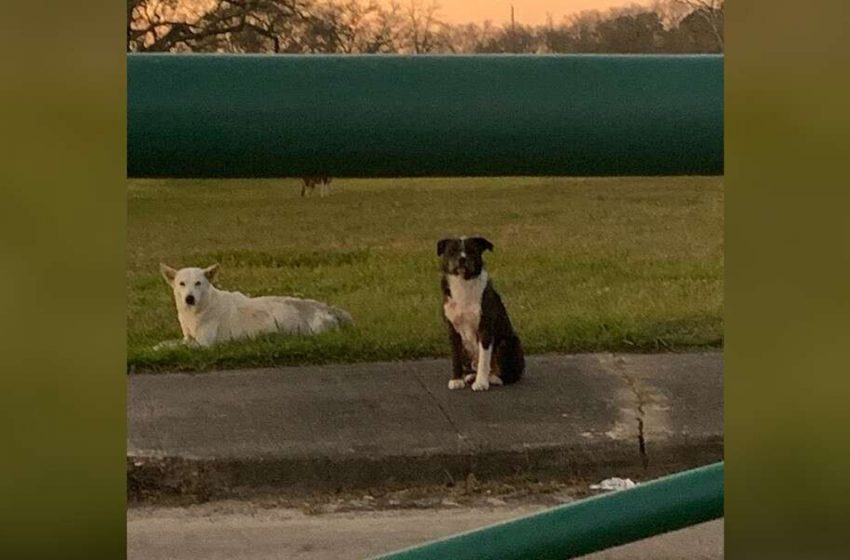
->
(417, 354, 641, 478)
(130, 362, 465, 460)
(128, 352, 723, 502)
(597, 352, 724, 470)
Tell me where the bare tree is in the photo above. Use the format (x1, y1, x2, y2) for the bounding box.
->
(564, 9, 604, 52)
(127, 0, 723, 54)
(128, 0, 316, 53)
(312, 0, 402, 53)
(440, 21, 499, 53)
(650, 0, 693, 29)
(672, 0, 723, 48)
(399, 0, 446, 53)
(128, 0, 226, 52)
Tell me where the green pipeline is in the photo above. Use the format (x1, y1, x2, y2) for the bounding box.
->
(128, 54, 723, 178)
(371, 462, 724, 560)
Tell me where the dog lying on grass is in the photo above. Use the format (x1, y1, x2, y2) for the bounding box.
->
(154, 263, 353, 349)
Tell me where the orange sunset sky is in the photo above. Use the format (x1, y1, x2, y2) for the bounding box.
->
(179, 2, 658, 27)
(394, 1, 655, 25)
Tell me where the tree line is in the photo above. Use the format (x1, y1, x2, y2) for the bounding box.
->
(128, 0, 723, 54)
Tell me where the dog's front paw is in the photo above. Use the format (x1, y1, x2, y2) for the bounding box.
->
(471, 379, 490, 392)
(464, 373, 477, 385)
(153, 339, 182, 351)
(448, 379, 466, 390)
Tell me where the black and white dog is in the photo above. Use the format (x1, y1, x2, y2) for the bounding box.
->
(437, 236, 525, 391)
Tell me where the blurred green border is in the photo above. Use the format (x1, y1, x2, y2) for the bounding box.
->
(726, 1, 850, 558)
(3, 1, 850, 558)
(0, 2, 126, 558)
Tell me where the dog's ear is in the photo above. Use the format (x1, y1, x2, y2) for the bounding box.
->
(437, 239, 451, 256)
(469, 237, 494, 253)
(203, 263, 220, 282)
(160, 263, 177, 284)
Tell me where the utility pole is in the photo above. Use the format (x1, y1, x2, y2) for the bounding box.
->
(510, 4, 516, 52)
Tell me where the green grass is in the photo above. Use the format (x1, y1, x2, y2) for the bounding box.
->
(128, 177, 723, 372)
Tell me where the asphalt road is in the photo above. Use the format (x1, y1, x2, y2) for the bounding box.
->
(128, 502, 723, 560)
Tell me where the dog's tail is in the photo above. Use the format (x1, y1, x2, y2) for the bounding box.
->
(329, 305, 354, 327)
(497, 334, 525, 385)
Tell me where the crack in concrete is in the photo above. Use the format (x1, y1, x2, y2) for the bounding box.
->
(602, 355, 650, 470)
(411, 371, 474, 454)
(621, 371, 650, 470)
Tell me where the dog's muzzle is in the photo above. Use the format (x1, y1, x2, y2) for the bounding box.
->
(185, 295, 195, 305)
(457, 261, 478, 279)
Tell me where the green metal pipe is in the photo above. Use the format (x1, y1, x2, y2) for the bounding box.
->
(127, 54, 723, 178)
(371, 462, 724, 560)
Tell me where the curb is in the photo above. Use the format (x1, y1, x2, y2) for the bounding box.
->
(128, 438, 723, 504)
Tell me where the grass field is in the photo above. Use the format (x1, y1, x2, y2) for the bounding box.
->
(128, 177, 723, 372)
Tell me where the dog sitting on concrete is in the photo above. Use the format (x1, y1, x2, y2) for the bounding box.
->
(437, 236, 525, 391)
(156, 263, 353, 349)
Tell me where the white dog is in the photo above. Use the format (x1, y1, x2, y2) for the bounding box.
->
(156, 263, 353, 349)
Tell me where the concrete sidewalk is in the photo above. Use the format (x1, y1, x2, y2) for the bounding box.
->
(128, 352, 723, 503)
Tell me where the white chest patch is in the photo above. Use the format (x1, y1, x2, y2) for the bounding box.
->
(443, 271, 488, 356)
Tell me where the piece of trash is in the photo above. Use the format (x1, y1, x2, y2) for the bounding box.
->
(589, 477, 637, 491)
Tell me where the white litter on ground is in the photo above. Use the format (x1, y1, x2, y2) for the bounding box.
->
(589, 477, 637, 491)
